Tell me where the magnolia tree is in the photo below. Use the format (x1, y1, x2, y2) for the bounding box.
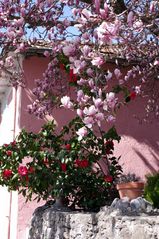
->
(0, 0, 158, 124)
(0, 0, 158, 207)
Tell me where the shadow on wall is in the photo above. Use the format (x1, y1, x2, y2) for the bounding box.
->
(113, 95, 159, 178)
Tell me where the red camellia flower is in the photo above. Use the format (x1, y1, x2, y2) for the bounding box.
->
(28, 166, 35, 174)
(6, 150, 12, 156)
(3, 169, 13, 178)
(4, 144, 9, 147)
(43, 158, 49, 166)
(18, 166, 28, 176)
(106, 140, 114, 149)
(61, 163, 67, 172)
(25, 175, 29, 185)
(104, 175, 113, 183)
(80, 159, 89, 168)
(65, 144, 71, 150)
(75, 159, 89, 168)
(130, 91, 136, 100)
(11, 141, 16, 146)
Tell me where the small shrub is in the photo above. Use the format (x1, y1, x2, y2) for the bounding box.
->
(116, 173, 140, 184)
(144, 173, 159, 208)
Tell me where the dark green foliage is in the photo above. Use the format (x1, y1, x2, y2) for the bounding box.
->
(144, 173, 159, 208)
(0, 118, 122, 211)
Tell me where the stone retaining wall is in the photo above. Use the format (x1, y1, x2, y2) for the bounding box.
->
(28, 203, 159, 239)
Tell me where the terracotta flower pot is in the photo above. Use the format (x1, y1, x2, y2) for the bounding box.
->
(116, 182, 145, 200)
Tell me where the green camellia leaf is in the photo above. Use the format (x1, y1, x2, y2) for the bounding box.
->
(12, 173, 19, 181)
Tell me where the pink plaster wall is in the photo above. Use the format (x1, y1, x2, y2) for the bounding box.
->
(18, 56, 49, 239)
(17, 56, 159, 239)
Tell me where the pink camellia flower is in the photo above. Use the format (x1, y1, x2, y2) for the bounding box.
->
(3, 169, 13, 179)
(61, 96, 73, 109)
(76, 126, 88, 141)
(18, 166, 28, 176)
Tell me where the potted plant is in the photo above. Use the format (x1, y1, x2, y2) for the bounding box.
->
(116, 173, 145, 200)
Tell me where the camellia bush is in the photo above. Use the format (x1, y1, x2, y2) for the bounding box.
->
(0, 118, 122, 210)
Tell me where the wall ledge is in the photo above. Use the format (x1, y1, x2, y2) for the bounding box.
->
(28, 201, 159, 239)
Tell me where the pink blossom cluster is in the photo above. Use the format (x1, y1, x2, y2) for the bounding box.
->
(0, 0, 158, 126)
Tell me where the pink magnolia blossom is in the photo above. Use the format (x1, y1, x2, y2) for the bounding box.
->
(77, 108, 83, 118)
(82, 45, 91, 57)
(154, 60, 159, 66)
(105, 71, 113, 81)
(97, 21, 119, 45)
(114, 68, 122, 79)
(107, 115, 116, 123)
(94, 0, 101, 13)
(150, 1, 157, 13)
(63, 44, 76, 57)
(106, 92, 117, 109)
(81, 9, 92, 22)
(83, 116, 94, 129)
(77, 78, 87, 86)
(93, 98, 103, 108)
(77, 90, 90, 103)
(95, 112, 104, 126)
(127, 11, 134, 27)
(76, 126, 88, 141)
(83, 105, 97, 116)
(61, 96, 73, 109)
(91, 56, 104, 67)
(73, 60, 87, 74)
